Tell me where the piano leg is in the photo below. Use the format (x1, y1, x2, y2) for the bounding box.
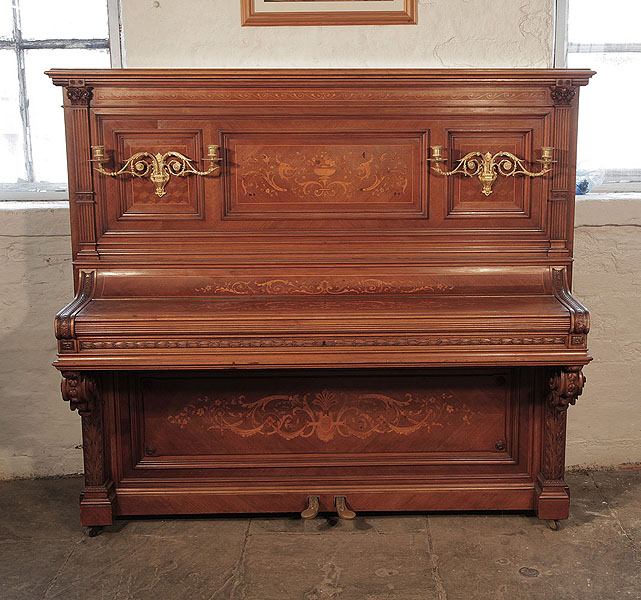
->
(535, 376, 571, 521)
(61, 372, 115, 527)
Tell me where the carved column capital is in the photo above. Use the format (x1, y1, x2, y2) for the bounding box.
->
(548, 366, 585, 411)
(61, 371, 98, 416)
(65, 85, 93, 106)
(550, 80, 576, 106)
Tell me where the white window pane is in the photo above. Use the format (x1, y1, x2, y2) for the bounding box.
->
(568, 52, 641, 172)
(0, 0, 14, 40)
(0, 50, 26, 184)
(20, 0, 108, 40)
(569, 0, 641, 44)
(25, 48, 110, 185)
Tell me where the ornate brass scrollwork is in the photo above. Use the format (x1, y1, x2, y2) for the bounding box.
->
(90, 144, 222, 197)
(429, 146, 555, 196)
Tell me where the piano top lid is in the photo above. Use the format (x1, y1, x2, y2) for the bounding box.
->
(45, 68, 596, 88)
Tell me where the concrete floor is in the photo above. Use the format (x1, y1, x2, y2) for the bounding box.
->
(0, 471, 639, 600)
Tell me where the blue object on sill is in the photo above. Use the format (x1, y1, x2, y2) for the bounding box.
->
(576, 179, 591, 195)
(575, 166, 605, 195)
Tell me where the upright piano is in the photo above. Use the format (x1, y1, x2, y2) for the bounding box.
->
(49, 69, 593, 527)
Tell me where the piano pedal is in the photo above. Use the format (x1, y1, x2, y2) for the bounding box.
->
(301, 495, 320, 519)
(335, 496, 356, 520)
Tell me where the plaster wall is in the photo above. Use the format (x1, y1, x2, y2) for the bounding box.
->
(120, 0, 555, 69)
(0, 204, 79, 478)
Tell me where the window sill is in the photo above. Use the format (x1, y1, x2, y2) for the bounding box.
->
(576, 192, 641, 202)
(0, 200, 70, 211)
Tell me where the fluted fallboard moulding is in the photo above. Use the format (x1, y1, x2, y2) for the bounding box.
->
(48, 69, 593, 527)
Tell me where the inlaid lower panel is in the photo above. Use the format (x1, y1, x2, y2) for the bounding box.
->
(111, 369, 535, 478)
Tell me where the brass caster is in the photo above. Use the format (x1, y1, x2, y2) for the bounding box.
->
(335, 496, 356, 520)
(301, 496, 320, 520)
(546, 519, 561, 531)
(86, 526, 103, 537)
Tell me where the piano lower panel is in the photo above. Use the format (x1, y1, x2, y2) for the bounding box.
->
(89, 367, 550, 522)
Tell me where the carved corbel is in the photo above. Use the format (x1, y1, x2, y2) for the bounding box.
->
(547, 366, 585, 411)
(65, 79, 93, 106)
(551, 267, 590, 334)
(61, 371, 97, 416)
(550, 80, 576, 106)
(55, 271, 96, 340)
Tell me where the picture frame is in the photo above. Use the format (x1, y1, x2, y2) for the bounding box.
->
(241, 0, 418, 27)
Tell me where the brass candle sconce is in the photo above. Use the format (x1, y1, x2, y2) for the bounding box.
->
(429, 146, 556, 196)
(90, 144, 222, 197)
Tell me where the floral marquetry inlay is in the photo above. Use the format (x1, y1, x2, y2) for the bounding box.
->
(194, 278, 454, 295)
(168, 390, 473, 442)
(237, 148, 411, 202)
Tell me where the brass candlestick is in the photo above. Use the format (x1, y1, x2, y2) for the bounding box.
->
(90, 144, 222, 197)
(429, 146, 555, 196)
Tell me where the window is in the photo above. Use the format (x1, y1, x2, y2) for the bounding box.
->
(564, 0, 641, 193)
(0, 0, 115, 199)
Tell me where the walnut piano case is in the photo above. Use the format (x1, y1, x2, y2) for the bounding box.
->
(49, 69, 593, 526)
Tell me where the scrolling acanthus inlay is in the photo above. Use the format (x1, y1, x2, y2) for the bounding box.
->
(168, 390, 473, 442)
(95, 89, 549, 103)
(194, 278, 454, 295)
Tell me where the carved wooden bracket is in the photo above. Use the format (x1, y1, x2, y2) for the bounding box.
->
(65, 79, 93, 106)
(550, 80, 576, 106)
(548, 366, 585, 411)
(55, 271, 96, 340)
(551, 267, 590, 334)
(61, 371, 98, 416)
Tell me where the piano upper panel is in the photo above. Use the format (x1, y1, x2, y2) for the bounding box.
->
(48, 69, 593, 265)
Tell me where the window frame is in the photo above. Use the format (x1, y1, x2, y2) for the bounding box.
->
(556, 0, 641, 193)
(0, 0, 121, 201)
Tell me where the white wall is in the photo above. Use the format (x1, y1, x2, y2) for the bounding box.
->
(568, 197, 641, 467)
(0, 204, 80, 478)
(121, 0, 554, 69)
(2, 0, 639, 478)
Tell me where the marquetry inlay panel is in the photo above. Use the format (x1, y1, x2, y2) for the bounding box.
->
(224, 133, 424, 218)
(137, 372, 511, 460)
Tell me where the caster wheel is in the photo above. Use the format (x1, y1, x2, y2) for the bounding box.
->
(86, 526, 103, 537)
(546, 519, 561, 531)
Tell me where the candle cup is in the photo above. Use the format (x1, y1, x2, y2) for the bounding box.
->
(431, 145, 444, 160)
(91, 145, 105, 161)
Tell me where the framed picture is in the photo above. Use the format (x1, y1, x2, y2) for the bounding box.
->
(241, 0, 418, 26)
